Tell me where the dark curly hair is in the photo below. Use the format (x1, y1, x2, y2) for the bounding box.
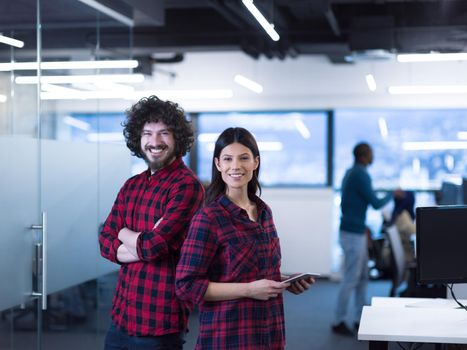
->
(122, 95, 194, 159)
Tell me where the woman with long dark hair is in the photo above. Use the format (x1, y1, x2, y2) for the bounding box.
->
(176, 127, 314, 349)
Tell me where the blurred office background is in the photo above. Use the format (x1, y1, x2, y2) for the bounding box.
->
(1, 1, 467, 349)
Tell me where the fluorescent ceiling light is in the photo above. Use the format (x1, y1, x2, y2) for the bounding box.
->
(134, 89, 234, 100)
(0, 34, 24, 48)
(242, 0, 280, 41)
(365, 74, 376, 91)
(412, 158, 421, 174)
(445, 154, 455, 171)
(293, 119, 311, 139)
(397, 52, 467, 63)
(41, 83, 81, 94)
(258, 141, 283, 152)
(402, 141, 467, 151)
(0, 59, 138, 71)
(388, 85, 467, 94)
(77, 0, 134, 27)
(15, 73, 144, 84)
(234, 74, 263, 93)
(378, 117, 388, 139)
(71, 83, 100, 91)
(0, 94, 6, 103)
(41, 89, 233, 100)
(63, 116, 91, 131)
(41, 90, 128, 100)
(457, 131, 467, 140)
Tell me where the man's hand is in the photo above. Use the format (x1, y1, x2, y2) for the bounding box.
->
(117, 244, 139, 263)
(118, 227, 140, 258)
(393, 188, 406, 199)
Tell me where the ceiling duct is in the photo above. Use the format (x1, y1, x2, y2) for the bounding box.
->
(349, 16, 395, 52)
(135, 53, 184, 75)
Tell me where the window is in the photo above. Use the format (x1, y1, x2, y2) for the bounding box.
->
(334, 109, 467, 190)
(197, 111, 327, 186)
(52, 112, 191, 175)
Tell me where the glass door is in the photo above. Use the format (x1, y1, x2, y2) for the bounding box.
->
(39, 4, 132, 350)
(0, 1, 42, 349)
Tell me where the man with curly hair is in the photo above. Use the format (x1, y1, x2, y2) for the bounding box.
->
(99, 95, 204, 350)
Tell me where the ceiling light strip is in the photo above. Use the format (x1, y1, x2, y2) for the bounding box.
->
(41, 83, 82, 93)
(15, 74, 144, 84)
(63, 116, 91, 131)
(0, 34, 24, 48)
(293, 119, 311, 139)
(0, 59, 138, 71)
(77, 0, 134, 27)
(365, 74, 376, 91)
(234, 74, 263, 93)
(388, 85, 467, 95)
(397, 52, 467, 63)
(41, 89, 234, 100)
(402, 141, 467, 151)
(0, 94, 7, 103)
(378, 117, 388, 139)
(242, 0, 280, 41)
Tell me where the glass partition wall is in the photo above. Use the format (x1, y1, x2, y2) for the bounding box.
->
(0, 2, 133, 349)
(0, 4, 39, 349)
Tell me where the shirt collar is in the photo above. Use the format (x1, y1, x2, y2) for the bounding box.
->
(146, 157, 184, 180)
(217, 193, 266, 216)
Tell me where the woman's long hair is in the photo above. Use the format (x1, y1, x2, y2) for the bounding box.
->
(205, 127, 261, 204)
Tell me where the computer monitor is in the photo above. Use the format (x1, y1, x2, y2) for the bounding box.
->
(438, 181, 462, 205)
(416, 206, 467, 284)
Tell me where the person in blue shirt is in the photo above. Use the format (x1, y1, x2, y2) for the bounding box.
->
(332, 142, 403, 336)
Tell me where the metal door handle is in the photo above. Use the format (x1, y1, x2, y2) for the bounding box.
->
(30, 212, 47, 310)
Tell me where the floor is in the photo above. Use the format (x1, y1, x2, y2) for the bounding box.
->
(1, 278, 441, 350)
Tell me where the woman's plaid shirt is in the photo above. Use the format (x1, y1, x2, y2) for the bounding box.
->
(176, 195, 286, 349)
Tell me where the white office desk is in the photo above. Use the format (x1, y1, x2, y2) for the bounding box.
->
(358, 297, 467, 350)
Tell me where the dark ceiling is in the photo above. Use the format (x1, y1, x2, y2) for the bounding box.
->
(2, 0, 467, 64)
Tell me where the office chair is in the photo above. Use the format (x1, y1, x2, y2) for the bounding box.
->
(385, 226, 409, 297)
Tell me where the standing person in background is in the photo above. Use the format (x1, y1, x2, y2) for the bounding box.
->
(332, 142, 403, 336)
(99, 95, 204, 350)
(176, 127, 314, 350)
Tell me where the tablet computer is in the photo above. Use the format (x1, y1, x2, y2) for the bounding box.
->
(281, 272, 320, 284)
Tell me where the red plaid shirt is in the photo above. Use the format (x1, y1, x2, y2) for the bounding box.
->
(176, 195, 285, 349)
(99, 158, 204, 336)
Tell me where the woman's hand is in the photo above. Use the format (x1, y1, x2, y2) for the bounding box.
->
(286, 277, 315, 295)
(246, 279, 289, 300)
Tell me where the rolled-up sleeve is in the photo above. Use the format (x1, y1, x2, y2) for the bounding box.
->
(175, 211, 218, 304)
(136, 180, 204, 262)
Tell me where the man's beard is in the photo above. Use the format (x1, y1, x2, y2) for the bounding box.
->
(143, 147, 176, 172)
